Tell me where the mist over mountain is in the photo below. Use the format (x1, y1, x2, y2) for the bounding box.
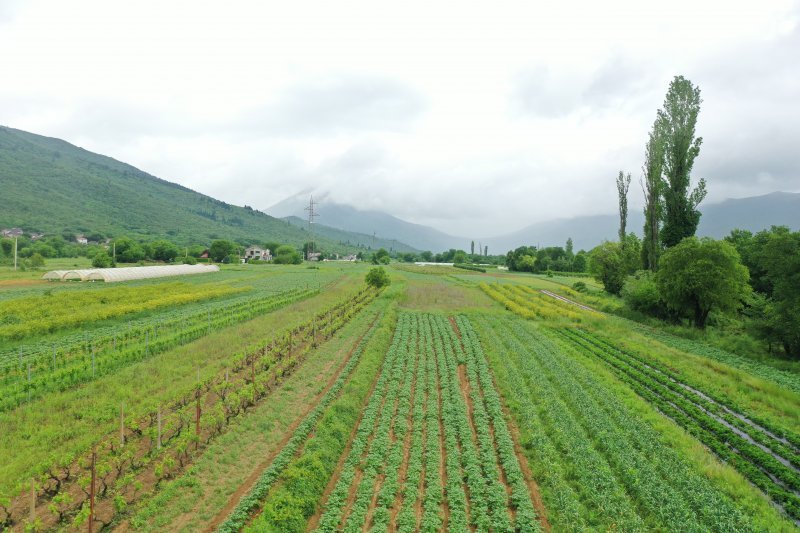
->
(270, 190, 800, 254)
(267, 192, 466, 252)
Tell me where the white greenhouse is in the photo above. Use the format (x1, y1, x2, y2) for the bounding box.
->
(43, 264, 220, 282)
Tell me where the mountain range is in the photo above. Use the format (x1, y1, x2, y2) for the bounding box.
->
(268, 191, 800, 253)
(2, 125, 796, 256)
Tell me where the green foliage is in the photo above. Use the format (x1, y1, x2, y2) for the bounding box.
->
(572, 281, 588, 293)
(150, 239, 180, 262)
(371, 248, 390, 265)
(182, 255, 198, 265)
(622, 271, 667, 317)
(114, 237, 145, 263)
(273, 245, 302, 265)
(27, 252, 45, 269)
(588, 236, 641, 295)
(209, 240, 237, 262)
(365, 267, 390, 288)
(91, 251, 113, 268)
(657, 237, 750, 328)
(658, 76, 707, 248)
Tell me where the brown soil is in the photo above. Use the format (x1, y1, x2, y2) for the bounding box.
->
(0, 278, 45, 287)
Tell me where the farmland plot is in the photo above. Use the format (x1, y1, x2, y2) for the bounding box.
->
(234, 312, 542, 532)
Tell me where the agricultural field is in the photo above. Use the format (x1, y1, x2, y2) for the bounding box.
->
(1, 262, 799, 531)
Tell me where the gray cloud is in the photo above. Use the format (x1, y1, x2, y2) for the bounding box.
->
(236, 75, 426, 137)
(512, 57, 655, 118)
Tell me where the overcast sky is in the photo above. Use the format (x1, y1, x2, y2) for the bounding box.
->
(1, 0, 798, 237)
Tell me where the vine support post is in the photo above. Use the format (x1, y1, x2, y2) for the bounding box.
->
(30, 478, 35, 523)
(251, 360, 256, 403)
(195, 393, 201, 446)
(157, 405, 162, 449)
(120, 403, 125, 446)
(89, 450, 96, 533)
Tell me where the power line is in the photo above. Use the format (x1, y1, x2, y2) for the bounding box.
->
(304, 195, 319, 260)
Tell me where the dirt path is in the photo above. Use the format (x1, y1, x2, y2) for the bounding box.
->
(539, 289, 600, 313)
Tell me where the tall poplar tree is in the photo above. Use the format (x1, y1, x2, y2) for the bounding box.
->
(641, 117, 664, 270)
(616, 171, 631, 243)
(658, 75, 707, 248)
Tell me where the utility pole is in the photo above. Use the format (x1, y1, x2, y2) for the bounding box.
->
(304, 196, 319, 261)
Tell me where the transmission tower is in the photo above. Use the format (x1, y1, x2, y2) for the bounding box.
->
(304, 196, 319, 260)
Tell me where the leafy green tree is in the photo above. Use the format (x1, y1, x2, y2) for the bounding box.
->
(420, 251, 433, 262)
(371, 248, 390, 265)
(453, 250, 468, 264)
(565, 238, 574, 260)
(273, 245, 302, 264)
(92, 251, 113, 268)
(27, 252, 45, 269)
(151, 239, 180, 262)
(657, 237, 750, 328)
(589, 241, 627, 295)
(759, 230, 800, 357)
(365, 266, 390, 288)
(209, 239, 237, 262)
(115, 237, 146, 263)
(659, 75, 707, 248)
(622, 271, 667, 317)
(573, 250, 587, 272)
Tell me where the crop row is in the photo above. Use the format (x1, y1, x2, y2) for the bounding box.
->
(213, 311, 383, 533)
(4, 286, 378, 531)
(0, 281, 242, 341)
(477, 315, 753, 531)
(0, 288, 317, 411)
(314, 312, 540, 532)
(479, 282, 589, 322)
(628, 321, 800, 393)
(557, 327, 800, 520)
(0, 271, 331, 372)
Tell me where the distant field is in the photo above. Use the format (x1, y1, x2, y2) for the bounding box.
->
(1, 264, 797, 531)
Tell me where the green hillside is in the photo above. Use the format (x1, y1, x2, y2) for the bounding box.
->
(0, 126, 362, 251)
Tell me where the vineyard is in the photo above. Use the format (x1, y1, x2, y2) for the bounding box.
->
(1, 263, 798, 531)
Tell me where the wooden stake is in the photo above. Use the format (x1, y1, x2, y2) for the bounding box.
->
(89, 450, 96, 533)
(195, 394, 201, 441)
(251, 360, 256, 403)
(30, 478, 35, 522)
(120, 403, 125, 446)
(157, 405, 162, 449)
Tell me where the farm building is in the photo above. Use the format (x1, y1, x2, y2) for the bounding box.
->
(43, 264, 220, 282)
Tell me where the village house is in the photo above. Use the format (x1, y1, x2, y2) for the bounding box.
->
(75, 235, 88, 245)
(1, 228, 23, 238)
(244, 245, 272, 262)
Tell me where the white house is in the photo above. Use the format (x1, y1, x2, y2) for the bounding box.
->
(244, 246, 272, 262)
(76, 235, 88, 245)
